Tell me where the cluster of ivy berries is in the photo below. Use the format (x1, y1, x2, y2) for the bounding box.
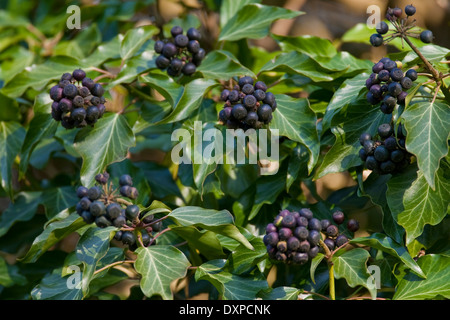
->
(154, 26, 205, 77)
(263, 208, 359, 265)
(218, 76, 277, 130)
(75, 173, 160, 249)
(49, 69, 106, 129)
(370, 4, 433, 47)
(359, 123, 412, 175)
(365, 57, 417, 114)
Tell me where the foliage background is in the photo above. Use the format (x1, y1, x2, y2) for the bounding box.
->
(0, 0, 449, 300)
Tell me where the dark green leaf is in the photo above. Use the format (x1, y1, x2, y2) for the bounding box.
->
(134, 245, 191, 300)
(74, 113, 136, 188)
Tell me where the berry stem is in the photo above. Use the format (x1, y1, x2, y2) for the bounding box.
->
(116, 198, 134, 206)
(402, 35, 440, 81)
(141, 214, 169, 228)
(319, 239, 336, 300)
(402, 35, 450, 103)
(93, 259, 135, 276)
(328, 263, 336, 300)
(148, 227, 170, 246)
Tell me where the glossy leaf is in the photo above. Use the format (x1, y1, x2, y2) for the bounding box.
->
(402, 101, 450, 189)
(195, 259, 268, 300)
(74, 112, 136, 188)
(394, 254, 450, 300)
(0, 121, 25, 198)
(332, 248, 377, 299)
(386, 162, 450, 245)
(20, 213, 86, 263)
(219, 4, 303, 41)
(134, 245, 191, 300)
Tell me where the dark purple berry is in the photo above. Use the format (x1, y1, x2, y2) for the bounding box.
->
(332, 211, 345, 225)
(347, 219, 360, 232)
(72, 69, 86, 81)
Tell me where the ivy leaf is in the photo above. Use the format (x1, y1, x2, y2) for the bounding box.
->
(271, 94, 319, 173)
(0, 191, 42, 237)
(0, 56, 79, 98)
(31, 269, 83, 300)
(219, 0, 261, 29)
(386, 162, 450, 245)
(359, 173, 404, 244)
(258, 287, 301, 300)
(272, 34, 337, 57)
(74, 113, 135, 188)
(75, 226, 116, 297)
(134, 245, 191, 300)
(197, 50, 255, 80)
(140, 74, 218, 125)
(168, 206, 253, 250)
(19, 93, 59, 179)
(225, 237, 267, 274)
(310, 253, 325, 284)
(219, 4, 303, 42)
(260, 51, 341, 82)
(0, 121, 25, 198)
(120, 25, 159, 61)
(248, 166, 287, 220)
(20, 213, 86, 263)
(322, 73, 369, 132)
(170, 226, 226, 260)
(41, 186, 79, 219)
(394, 254, 450, 300)
(332, 248, 377, 299)
(351, 233, 425, 278)
(402, 101, 450, 189)
(195, 259, 268, 300)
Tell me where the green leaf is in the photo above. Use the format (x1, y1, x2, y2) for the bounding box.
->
(322, 73, 369, 132)
(74, 113, 135, 188)
(0, 191, 42, 237)
(168, 206, 253, 250)
(20, 213, 86, 263)
(258, 286, 301, 300)
(314, 101, 391, 179)
(271, 95, 319, 173)
(134, 245, 191, 300)
(310, 252, 325, 284)
(41, 186, 79, 219)
(140, 74, 218, 125)
(260, 51, 341, 82)
(359, 173, 404, 244)
(219, 0, 261, 29)
(0, 121, 25, 198)
(31, 269, 83, 300)
(402, 44, 450, 65)
(225, 236, 267, 274)
(351, 233, 425, 278)
(170, 226, 226, 260)
(19, 93, 59, 179)
(402, 101, 450, 189)
(332, 248, 377, 299)
(386, 162, 450, 245)
(219, 4, 303, 42)
(169, 206, 234, 226)
(120, 25, 159, 61)
(195, 259, 268, 300)
(248, 166, 287, 220)
(197, 50, 255, 80)
(1, 55, 79, 98)
(272, 34, 337, 57)
(394, 254, 450, 300)
(75, 226, 116, 296)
